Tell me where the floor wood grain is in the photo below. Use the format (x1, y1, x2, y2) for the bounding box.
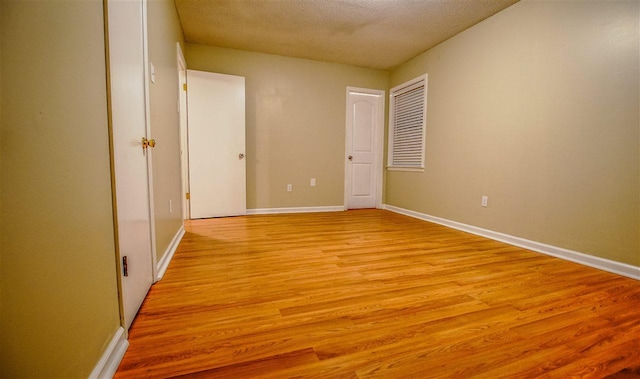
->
(115, 210, 640, 378)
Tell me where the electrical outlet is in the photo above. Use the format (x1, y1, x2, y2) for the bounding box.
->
(481, 196, 488, 207)
(169, 199, 173, 213)
(287, 184, 293, 192)
(310, 178, 316, 187)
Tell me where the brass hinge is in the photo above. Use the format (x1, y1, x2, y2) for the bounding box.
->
(183, 83, 187, 91)
(186, 192, 190, 200)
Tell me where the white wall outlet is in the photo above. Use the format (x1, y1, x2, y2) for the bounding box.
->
(287, 184, 293, 192)
(169, 199, 173, 213)
(481, 196, 488, 207)
(310, 178, 316, 187)
(150, 62, 155, 83)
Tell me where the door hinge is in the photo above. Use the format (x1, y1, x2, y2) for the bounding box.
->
(123, 256, 129, 277)
(186, 192, 190, 200)
(183, 83, 187, 91)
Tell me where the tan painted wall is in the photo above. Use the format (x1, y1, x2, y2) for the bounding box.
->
(185, 45, 389, 209)
(388, 0, 639, 266)
(0, 1, 121, 376)
(147, 0, 185, 261)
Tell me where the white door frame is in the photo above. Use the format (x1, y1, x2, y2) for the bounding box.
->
(177, 43, 190, 220)
(344, 87, 385, 209)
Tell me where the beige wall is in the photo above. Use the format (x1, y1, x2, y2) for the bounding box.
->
(147, 0, 185, 260)
(387, 0, 639, 266)
(186, 45, 389, 209)
(0, 1, 121, 377)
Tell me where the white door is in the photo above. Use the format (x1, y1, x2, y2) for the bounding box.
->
(177, 45, 189, 220)
(345, 88, 385, 209)
(108, 0, 154, 329)
(187, 70, 246, 219)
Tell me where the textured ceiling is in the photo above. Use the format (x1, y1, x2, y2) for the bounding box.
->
(174, 0, 520, 71)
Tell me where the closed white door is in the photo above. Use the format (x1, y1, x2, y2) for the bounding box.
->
(108, 0, 154, 329)
(345, 88, 385, 209)
(178, 46, 189, 220)
(187, 70, 246, 219)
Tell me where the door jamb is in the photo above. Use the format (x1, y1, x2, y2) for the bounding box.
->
(102, 0, 127, 328)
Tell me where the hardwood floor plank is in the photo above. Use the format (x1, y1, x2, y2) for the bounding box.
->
(115, 210, 640, 378)
(314, 304, 521, 361)
(168, 348, 320, 378)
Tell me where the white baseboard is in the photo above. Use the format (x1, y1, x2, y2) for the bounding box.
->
(247, 206, 345, 215)
(383, 204, 640, 281)
(156, 225, 185, 281)
(89, 326, 128, 379)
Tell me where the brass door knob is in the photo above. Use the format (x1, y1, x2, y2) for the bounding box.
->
(141, 137, 156, 148)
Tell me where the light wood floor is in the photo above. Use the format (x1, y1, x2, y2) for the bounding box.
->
(115, 210, 640, 378)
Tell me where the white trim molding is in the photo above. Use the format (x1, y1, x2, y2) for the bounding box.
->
(383, 204, 640, 281)
(156, 225, 185, 281)
(89, 327, 128, 379)
(247, 206, 345, 215)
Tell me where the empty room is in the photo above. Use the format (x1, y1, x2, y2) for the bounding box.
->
(1, 0, 638, 378)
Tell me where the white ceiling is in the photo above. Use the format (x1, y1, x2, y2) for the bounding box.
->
(174, 0, 520, 71)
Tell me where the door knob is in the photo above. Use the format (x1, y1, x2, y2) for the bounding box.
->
(239, 153, 245, 159)
(141, 137, 156, 155)
(348, 155, 353, 161)
(141, 137, 156, 149)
